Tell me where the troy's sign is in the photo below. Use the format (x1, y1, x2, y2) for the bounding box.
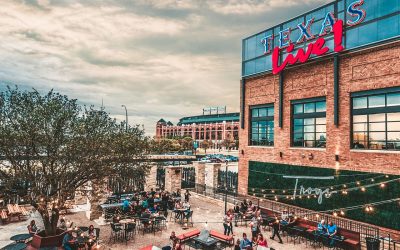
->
(262, 0, 366, 74)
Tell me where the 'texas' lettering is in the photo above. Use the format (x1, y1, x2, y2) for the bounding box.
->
(272, 20, 344, 75)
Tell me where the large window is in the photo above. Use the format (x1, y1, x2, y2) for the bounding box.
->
(352, 89, 400, 150)
(292, 98, 326, 148)
(250, 105, 274, 146)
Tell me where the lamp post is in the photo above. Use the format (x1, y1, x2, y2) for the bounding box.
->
(121, 105, 128, 131)
(224, 160, 228, 214)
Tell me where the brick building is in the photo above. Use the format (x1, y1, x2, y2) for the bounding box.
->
(239, 0, 399, 230)
(156, 110, 240, 146)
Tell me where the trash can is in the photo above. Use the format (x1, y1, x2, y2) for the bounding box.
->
(366, 237, 380, 250)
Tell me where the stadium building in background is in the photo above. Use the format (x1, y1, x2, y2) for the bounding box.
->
(239, 0, 400, 231)
(156, 107, 240, 147)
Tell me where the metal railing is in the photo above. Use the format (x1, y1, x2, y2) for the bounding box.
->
(192, 184, 381, 241)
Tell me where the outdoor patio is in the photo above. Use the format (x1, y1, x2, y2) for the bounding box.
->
(1, 194, 316, 250)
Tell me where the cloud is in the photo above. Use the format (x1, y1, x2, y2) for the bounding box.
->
(207, 0, 331, 15)
(0, 0, 328, 135)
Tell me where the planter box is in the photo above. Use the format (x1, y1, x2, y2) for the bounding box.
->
(30, 229, 66, 249)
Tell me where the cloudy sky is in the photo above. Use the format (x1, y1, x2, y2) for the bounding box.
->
(0, 0, 330, 135)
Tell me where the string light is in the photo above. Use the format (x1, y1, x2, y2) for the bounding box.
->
(340, 210, 345, 216)
(361, 187, 366, 192)
(343, 184, 347, 188)
(380, 183, 386, 188)
(371, 178, 375, 182)
(356, 181, 361, 185)
(333, 212, 338, 217)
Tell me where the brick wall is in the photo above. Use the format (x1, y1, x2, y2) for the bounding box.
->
(238, 41, 400, 195)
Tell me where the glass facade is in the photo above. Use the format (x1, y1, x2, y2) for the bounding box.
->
(352, 89, 400, 150)
(292, 99, 327, 148)
(250, 105, 274, 146)
(242, 0, 400, 76)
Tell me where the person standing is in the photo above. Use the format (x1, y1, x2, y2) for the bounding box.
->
(184, 190, 191, 202)
(250, 216, 259, 241)
(270, 217, 283, 244)
(223, 212, 230, 235)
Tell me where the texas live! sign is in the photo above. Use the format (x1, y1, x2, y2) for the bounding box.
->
(263, 0, 367, 74)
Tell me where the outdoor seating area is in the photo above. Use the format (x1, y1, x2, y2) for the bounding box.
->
(0, 204, 30, 223)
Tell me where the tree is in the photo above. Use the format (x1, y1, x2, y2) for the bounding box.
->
(179, 137, 193, 152)
(0, 87, 150, 236)
(201, 140, 212, 154)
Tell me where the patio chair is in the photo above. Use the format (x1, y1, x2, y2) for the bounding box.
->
(109, 223, 123, 243)
(286, 227, 300, 244)
(125, 223, 136, 240)
(184, 211, 194, 227)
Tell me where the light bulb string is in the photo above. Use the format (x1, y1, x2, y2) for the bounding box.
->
(249, 177, 400, 198)
(297, 197, 400, 217)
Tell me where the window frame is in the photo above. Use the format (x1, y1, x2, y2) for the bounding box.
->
(291, 97, 327, 148)
(351, 87, 400, 151)
(249, 104, 275, 146)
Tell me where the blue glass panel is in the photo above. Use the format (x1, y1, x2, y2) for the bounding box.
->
(255, 57, 266, 73)
(358, 21, 378, 45)
(378, 0, 398, 16)
(244, 60, 256, 75)
(338, 0, 344, 12)
(265, 54, 272, 72)
(247, 37, 257, 60)
(377, 15, 400, 41)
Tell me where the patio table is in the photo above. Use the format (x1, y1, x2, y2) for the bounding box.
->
(192, 236, 218, 249)
(0, 242, 27, 250)
(10, 234, 31, 243)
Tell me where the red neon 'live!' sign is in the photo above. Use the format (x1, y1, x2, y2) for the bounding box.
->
(272, 20, 344, 75)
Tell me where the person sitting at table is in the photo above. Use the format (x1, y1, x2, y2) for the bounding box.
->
(174, 240, 183, 250)
(317, 219, 327, 233)
(28, 220, 39, 235)
(257, 233, 268, 247)
(182, 200, 190, 210)
(88, 225, 96, 237)
(169, 231, 177, 247)
(281, 210, 288, 221)
(62, 230, 76, 250)
(233, 203, 241, 227)
(142, 198, 149, 209)
(240, 233, 252, 249)
(123, 198, 130, 213)
(149, 204, 158, 214)
(234, 239, 241, 250)
(327, 221, 338, 246)
(248, 201, 254, 211)
(254, 206, 261, 218)
(174, 201, 183, 219)
(59, 218, 67, 231)
(287, 213, 297, 226)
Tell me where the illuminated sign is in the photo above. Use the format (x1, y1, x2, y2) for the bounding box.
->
(259, 0, 367, 75)
(283, 175, 338, 204)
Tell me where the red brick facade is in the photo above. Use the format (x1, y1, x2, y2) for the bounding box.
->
(238, 41, 400, 195)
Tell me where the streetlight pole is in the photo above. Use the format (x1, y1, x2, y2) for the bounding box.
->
(224, 160, 228, 214)
(121, 105, 128, 131)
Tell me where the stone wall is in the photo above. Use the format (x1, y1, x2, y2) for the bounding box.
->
(165, 166, 182, 193)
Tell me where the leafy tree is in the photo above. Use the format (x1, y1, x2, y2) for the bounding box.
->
(201, 140, 212, 154)
(0, 87, 149, 236)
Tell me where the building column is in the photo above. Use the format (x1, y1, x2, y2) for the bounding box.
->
(222, 122, 226, 140)
(205, 163, 220, 194)
(165, 166, 182, 193)
(193, 162, 206, 193)
(144, 164, 157, 191)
